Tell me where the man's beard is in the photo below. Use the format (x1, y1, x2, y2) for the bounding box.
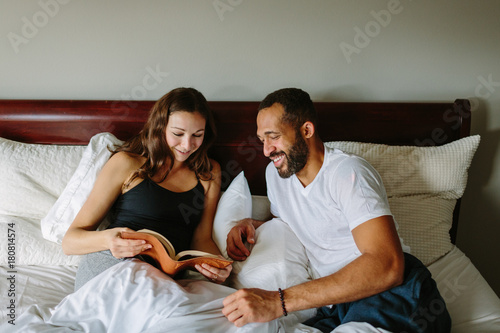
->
(275, 134, 309, 178)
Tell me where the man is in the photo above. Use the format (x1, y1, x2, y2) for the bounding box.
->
(222, 88, 450, 332)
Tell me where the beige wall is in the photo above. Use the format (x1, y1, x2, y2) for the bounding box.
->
(1, 0, 499, 295)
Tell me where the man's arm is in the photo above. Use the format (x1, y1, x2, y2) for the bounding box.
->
(222, 215, 405, 327)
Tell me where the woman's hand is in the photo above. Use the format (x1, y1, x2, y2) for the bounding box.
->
(195, 258, 233, 284)
(105, 227, 152, 259)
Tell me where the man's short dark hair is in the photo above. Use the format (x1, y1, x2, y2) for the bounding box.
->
(258, 88, 317, 131)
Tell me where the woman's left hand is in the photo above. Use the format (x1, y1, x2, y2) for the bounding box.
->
(195, 257, 233, 284)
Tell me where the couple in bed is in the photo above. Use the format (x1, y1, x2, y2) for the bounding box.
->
(64, 87, 450, 333)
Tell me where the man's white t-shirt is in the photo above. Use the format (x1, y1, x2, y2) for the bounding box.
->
(266, 145, 408, 279)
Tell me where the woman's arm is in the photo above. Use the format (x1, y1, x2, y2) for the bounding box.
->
(189, 160, 233, 283)
(61, 152, 151, 257)
(190, 159, 222, 254)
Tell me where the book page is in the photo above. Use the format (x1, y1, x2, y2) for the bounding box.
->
(174, 250, 220, 261)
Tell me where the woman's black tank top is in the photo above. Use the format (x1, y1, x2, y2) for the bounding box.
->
(107, 178, 205, 253)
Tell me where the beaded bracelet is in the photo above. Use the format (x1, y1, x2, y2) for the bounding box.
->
(278, 288, 288, 317)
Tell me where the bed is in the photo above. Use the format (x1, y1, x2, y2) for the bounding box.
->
(0, 98, 499, 332)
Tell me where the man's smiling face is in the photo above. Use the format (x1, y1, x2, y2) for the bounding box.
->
(257, 103, 309, 178)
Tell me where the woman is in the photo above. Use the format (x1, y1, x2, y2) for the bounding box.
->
(62, 87, 232, 290)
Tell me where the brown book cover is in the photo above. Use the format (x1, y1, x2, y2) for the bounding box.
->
(121, 229, 232, 276)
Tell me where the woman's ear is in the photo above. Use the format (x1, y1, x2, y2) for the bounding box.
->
(301, 121, 316, 139)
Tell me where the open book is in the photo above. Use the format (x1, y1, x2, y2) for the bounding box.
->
(121, 229, 232, 276)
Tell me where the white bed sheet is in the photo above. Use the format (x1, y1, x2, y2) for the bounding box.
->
(0, 264, 77, 326)
(1, 246, 499, 333)
(427, 246, 500, 332)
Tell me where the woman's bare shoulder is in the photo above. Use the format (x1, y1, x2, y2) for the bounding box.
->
(106, 152, 145, 173)
(198, 158, 221, 196)
(209, 158, 221, 175)
(110, 151, 143, 164)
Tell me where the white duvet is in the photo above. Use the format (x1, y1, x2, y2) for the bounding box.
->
(7, 259, 277, 333)
(3, 258, 394, 333)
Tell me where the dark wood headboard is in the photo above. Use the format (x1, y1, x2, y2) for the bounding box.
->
(0, 99, 471, 243)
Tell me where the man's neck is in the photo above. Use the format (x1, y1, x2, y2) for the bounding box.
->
(295, 141, 325, 187)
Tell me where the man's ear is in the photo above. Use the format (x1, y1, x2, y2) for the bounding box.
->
(301, 121, 316, 139)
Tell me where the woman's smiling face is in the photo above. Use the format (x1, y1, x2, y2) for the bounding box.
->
(166, 111, 206, 162)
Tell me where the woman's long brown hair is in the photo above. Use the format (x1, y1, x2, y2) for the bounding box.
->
(113, 87, 216, 186)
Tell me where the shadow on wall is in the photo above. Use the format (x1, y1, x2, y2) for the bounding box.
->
(456, 97, 500, 297)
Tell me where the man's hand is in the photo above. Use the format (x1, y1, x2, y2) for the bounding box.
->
(226, 218, 258, 261)
(222, 288, 282, 327)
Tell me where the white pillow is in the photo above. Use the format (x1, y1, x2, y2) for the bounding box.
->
(41, 133, 123, 244)
(212, 173, 315, 326)
(228, 218, 312, 290)
(389, 196, 456, 265)
(228, 218, 315, 325)
(0, 215, 81, 265)
(326, 135, 480, 199)
(212, 171, 252, 258)
(251, 195, 272, 222)
(213, 173, 312, 286)
(325, 135, 480, 265)
(0, 137, 85, 219)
